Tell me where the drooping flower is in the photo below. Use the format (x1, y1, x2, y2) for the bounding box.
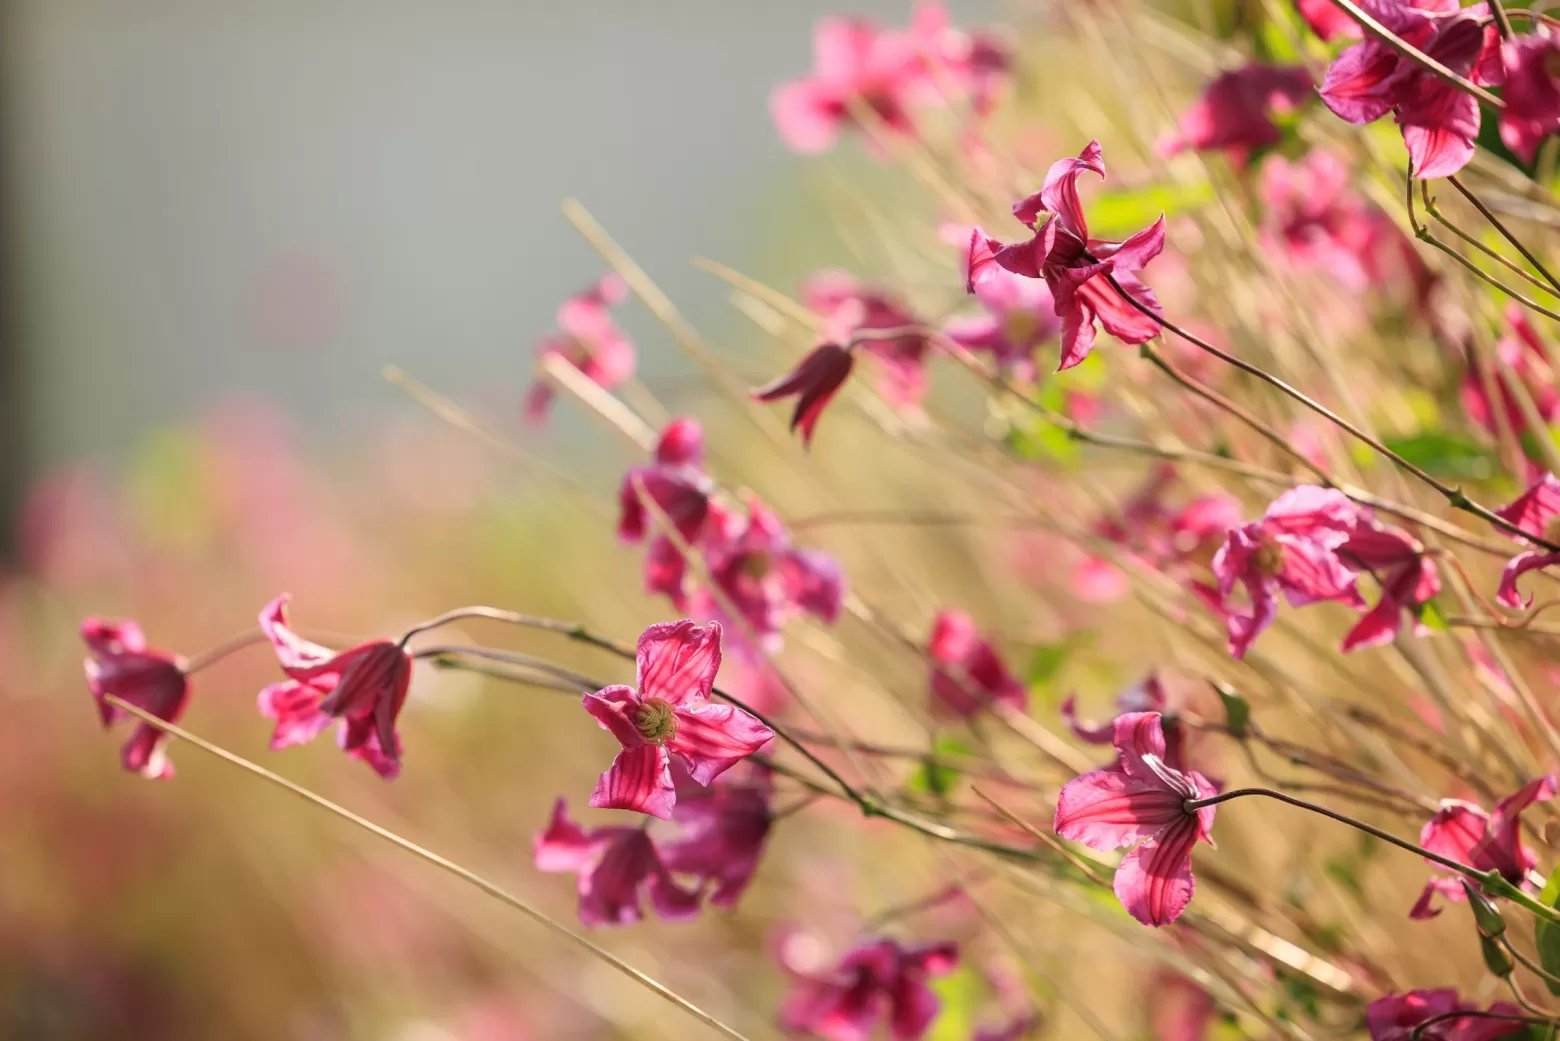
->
(1367, 989, 1527, 1041)
(1501, 30, 1560, 163)
(1297, 0, 1363, 42)
(582, 620, 773, 820)
(926, 609, 1026, 717)
(256, 594, 413, 779)
(753, 342, 856, 446)
(1208, 486, 1365, 659)
(532, 798, 701, 927)
(770, 14, 926, 153)
(1336, 516, 1441, 652)
(945, 231, 1059, 383)
(1461, 305, 1560, 480)
(1320, 5, 1496, 180)
(618, 417, 716, 607)
(1410, 774, 1557, 918)
(1492, 472, 1560, 608)
(805, 271, 932, 410)
(1062, 673, 1191, 769)
(778, 937, 960, 1041)
(1156, 64, 1314, 162)
(692, 497, 846, 656)
(81, 617, 191, 779)
(1054, 712, 1218, 926)
(661, 762, 774, 908)
(525, 274, 634, 423)
(969, 141, 1166, 371)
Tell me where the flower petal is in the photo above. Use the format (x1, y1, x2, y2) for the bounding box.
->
(1055, 766, 1189, 850)
(589, 743, 676, 819)
(1497, 550, 1560, 609)
(1113, 816, 1200, 926)
(534, 798, 601, 873)
(668, 701, 775, 786)
(636, 620, 723, 707)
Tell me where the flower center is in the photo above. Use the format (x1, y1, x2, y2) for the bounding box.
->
(1003, 309, 1038, 346)
(1253, 536, 1285, 576)
(740, 552, 773, 580)
(633, 698, 678, 745)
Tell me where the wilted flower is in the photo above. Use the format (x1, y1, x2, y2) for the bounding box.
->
(82, 617, 190, 779)
(619, 416, 716, 606)
(1336, 517, 1441, 652)
(1208, 486, 1365, 659)
(661, 762, 774, 908)
(926, 609, 1026, 717)
(754, 343, 856, 446)
(970, 140, 1166, 370)
(1500, 29, 1560, 163)
(806, 271, 932, 409)
(583, 620, 772, 820)
(1410, 774, 1557, 918)
(1461, 305, 1560, 480)
(257, 594, 413, 779)
(1156, 64, 1313, 162)
(1367, 989, 1527, 1041)
(1492, 472, 1560, 608)
(1054, 712, 1218, 926)
(525, 274, 634, 423)
(533, 798, 700, 927)
(778, 936, 960, 1041)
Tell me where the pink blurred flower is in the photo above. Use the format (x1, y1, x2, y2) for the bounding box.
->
(662, 762, 774, 908)
(778, 937, 959, 1041)
(1367, 989, 1527, 1041)
(1259, 150, 1411, 293)
(82, 618, 190, 780)
(1492, 472, 1560, 608)
(619, 417, 716, 606)
(525, 274, 634, 423)
(945, 237, 1059, 382)
(1208, 486, 1365, 659)
(927, 609, 1027, 717)
(805, 271, 932, 410)
(256, 594, 412, 779)
(1298, 0, 1363, 41)
(583, 620, 772, 820)
(754, 342, 856, 446)
(1062, 672, 1190, 769)
(1156, 64, 1313, 162)
(533, 798, 701, 927)
(1501, 30, 1560, 162)
(1410, 774, 1557, 918)
(970, 140, 1166, 370)
(1336, 517, 1441, 652)
(1150, 971, 1215, 1041)
(771, 15, 925, 153)
(1461, 305, 1560, 480)
(906, 3, 1011, 116)
(1054, 712, 1218, 926)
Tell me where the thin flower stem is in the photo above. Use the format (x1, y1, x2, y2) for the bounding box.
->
(1450, 176, 1560, 296)
(1323, 0, 1504, 109)
(1422, 182, 1560, 299)
(1488, 0, 1515, 38)
(1183, 787, 1560, 923)
(415, 645, 602, 692)
(99, 695, 755, 1041)
(1504, 935, 1560, 989)
(179, 630, 269, 675)
(1410, 1009, 1551, 1040)
(397, 606, 631, 656)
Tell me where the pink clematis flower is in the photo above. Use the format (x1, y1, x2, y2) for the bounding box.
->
(582, 620, 773, 820)
(1156, 64, 1314, 163)
(256, 594, 413, 779)
(1208, 486, 1365, 659)
(1062, 673, 1191, 770)
(1054, 712, 1218, 926)
(693, 497, 846, 656)
(1150, 971, 1216, 1041)
(1367, 989, 1526, 1041)
(906, 3, 1011, 116)
(969, 141, 1166, 371)
(1298, 0, 1364, 41)
(1336, 516, 1441, 652)
(779, 937, 960, 1041)
(946, 232, 1059, 383)
(1461, 305, 1560, 481)
(619, 416, 716, 607)
(753, 342, 856, 446)
(770, 15, 925, 153)
(1320, 4, 1497, 179)
(1410, 774, 1557, 918)
(525, 274, 634, 423)
(1259, 150, 1414, 293)
(532, 798, 701, 927)
(926, 609, 1027, 717)
(661, 762, 774, 908)
(805, 271, 932, 410)
(1492, 472, 1560, 608)
(1501, 30, 1560, 162)
(82, 617, 191, 779)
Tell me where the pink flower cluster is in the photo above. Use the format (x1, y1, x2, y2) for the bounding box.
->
(526, 274, 635, 423)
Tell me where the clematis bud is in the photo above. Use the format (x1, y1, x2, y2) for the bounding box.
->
(1461, 880, 1508, 939)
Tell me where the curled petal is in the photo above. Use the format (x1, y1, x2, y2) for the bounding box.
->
(1112, 711, 1170, 784)
(1319, 40, 1399, 124)
(1489, 774, 1559, 857)
(1104, 215, 1167, 273)
(668, 701, 775, 786)
(1497, 550, 1560, 609)
(590, 743, 675, 819)
(258, 594, 335, 672)
(1113, 816, 1200, 926)
(753, 343, 855, 446)
(1038, 139, 1106, 239)
(1495, 472, 1560, 537)
(636, 620, 723, 707)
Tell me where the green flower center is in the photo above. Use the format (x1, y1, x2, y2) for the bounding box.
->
(634, 698, 678, 745)
(1253, 537, 1285, 576)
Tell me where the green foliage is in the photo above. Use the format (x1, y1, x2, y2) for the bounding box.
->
(1380, 430, 1498, 481)
(1026, 631, 1092, 692)
(1533, 866, 1560, 995)
(1088, 183, 1213, 240)
(1211, 682, 1250, 739)
(907, 737, 974, 798)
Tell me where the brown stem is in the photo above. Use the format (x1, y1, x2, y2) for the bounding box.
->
(1450, 176, 1560, 296)
(180, 629, 269, 675)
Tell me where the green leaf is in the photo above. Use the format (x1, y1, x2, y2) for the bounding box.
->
(906, 737, 973, 799)
(1087, 183, 1213, 240)
(1026, 633, 1091, 691)
(1212, 682, 1250, 739)
(1381, 431, 1498, 482)
(926, 965, 982, 1041)
(1414, 598, 1449, 633)
(1533, 865, 1560, 995)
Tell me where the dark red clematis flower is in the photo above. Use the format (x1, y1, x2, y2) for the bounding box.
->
(1336, 516, 1441, 652)
(1367, 989, 1527, 1041)
(1054, 712, 1218, 926)
(661, 761, 774, 909)
(1156, 64, 1314, 163)
(1501, 30, 1560, 162)
(926, 609, 1027, 717)
(619, 416, 717, 607)
(1492, 472, 1560, 608)
(969, 140, 1166, 371)
(533, 798, 701, 927)
(1208, 486, 1365, 659)
(778, 936, 960, 1041)
(1410, 774, 1557, 918)
(256, 594, 412, 779)
(82, 617, 191, 779)
(805, 271, 932, 410)
(583, 620, 773, 820)
(525, 274, 635, 423)
(754, 342, 856, 446)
